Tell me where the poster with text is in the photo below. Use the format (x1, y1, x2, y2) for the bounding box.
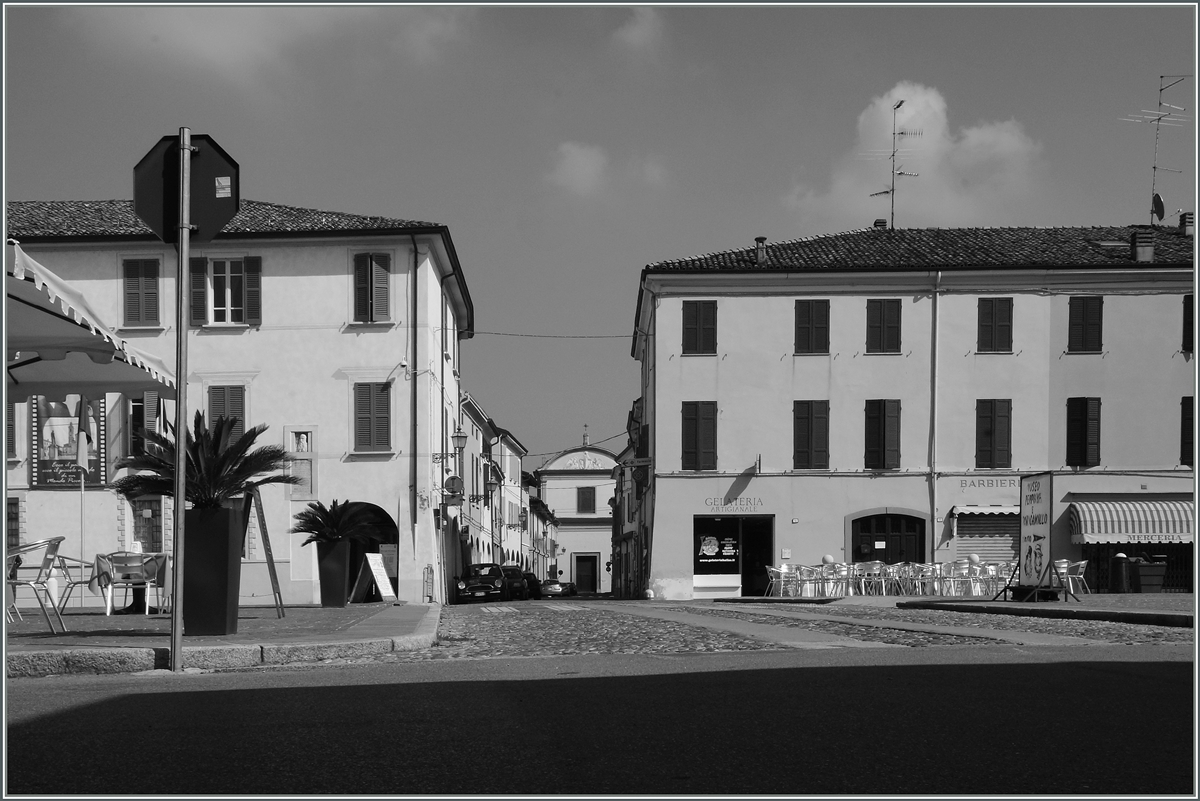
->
(1019, 473, 1051, 586)
(31, 394, 106, 488)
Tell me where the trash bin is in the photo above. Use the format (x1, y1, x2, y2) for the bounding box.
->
(1130, 554, 1167, 593)
(1108, 553, 1130, 593)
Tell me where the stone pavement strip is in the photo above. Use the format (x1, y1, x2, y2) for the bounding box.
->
(5, 603, 440, 678)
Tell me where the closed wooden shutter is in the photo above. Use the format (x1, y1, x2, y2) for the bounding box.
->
(1182, 397, 1193, 466)
(699, 301, 716, 353)
(994, 399, 1011, 468)
(795, 300, 830, 354)
(883, 399, 901, 468)
(123, 260, 159, 326)
(698, 401, 717, 470)
(956, 513, 1019, 561)
(353, 253, 371, 322)
(1184, 295, 1193, 353)
(978, 298, 1013, 352)
(994, 298, 1013, 351)
(794, 400, 829, 469)
(865, 399, 882, 468)
(130, 396, 145, 455)
(372, 254, 390, 321)
(682, 301, 715, 354)
(244, 256, 262, 326)
(976, 399, 1012, 468)
(866, 300, 882, 352)
(189, 257, 208, 326)
(681, 402, 698, 469)
(354, 382, 390, 452)
(682, 301, 699, 353)
(6, 400, 15, 459)
(209, 386, 245, 440)
(883, 299, 901, 352)
(1069, 296, 1103, 351)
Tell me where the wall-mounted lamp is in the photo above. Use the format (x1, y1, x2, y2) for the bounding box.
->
(432, 426, 468, 463)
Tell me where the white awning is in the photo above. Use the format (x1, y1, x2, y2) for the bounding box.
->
(1069, 500, 1194, 544)
(950, 505, 1019, 516)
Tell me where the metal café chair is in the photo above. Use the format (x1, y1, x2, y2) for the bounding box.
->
(856, 561, 887, 596)
(54, 553, 94, 611)
(102, 551, 164, 615)
(1065, 560, 1091, 595)
(6, 537, 68, 633)
(764, 565, 784, 597)
(794, 564, 822, 598)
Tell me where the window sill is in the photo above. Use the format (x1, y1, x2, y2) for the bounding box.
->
(343, 321, 395, 331)
(863, 351, 902, 356)
(199, 323, 252, 332)
(680, 352, 718, 357)
(793, 352, 831, 357)
(345, 450, 397, 460)
(118, 325, 167, 334)
(975, 350, 1014, 355)
(1064, 350, 1103, 355)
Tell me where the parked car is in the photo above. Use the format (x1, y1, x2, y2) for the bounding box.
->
(456, 563, 505, 603)
(522, 572, 542, 600)
(541, 576, 578, 597)
(500, 565, 528, 600)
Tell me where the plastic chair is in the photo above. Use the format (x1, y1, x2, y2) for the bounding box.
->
(103, 551, 162, 615)
(54, 554, 94, 611)
(1065, 560, 1091, 594)
(6, 537, 68, 633)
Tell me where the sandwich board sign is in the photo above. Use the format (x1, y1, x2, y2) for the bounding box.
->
(1019, 473, 1052, 587)
(350, 553, 397, 603)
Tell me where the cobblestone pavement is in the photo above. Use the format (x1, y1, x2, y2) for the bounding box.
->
(285, 598, 1192, 670)
(681, 604, 1196, 646)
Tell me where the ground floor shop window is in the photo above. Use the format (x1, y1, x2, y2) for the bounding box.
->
(693, 516, 773, 597)
(851, 514, 924, 564)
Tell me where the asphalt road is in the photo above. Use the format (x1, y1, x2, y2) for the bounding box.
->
(6, 643, 1193, 795)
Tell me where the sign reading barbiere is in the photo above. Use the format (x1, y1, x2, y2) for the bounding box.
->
(31, 394, 106, 487)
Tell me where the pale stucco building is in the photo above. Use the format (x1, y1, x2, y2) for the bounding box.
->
(627, 219, 1195, 600)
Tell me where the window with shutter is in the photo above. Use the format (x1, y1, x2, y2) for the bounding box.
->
(189, 257, 208, 326)
(1182, 397, 1193, 467)
(795, 300, 830, 354)
(353, 253, 391, 323)
(129, 392, 160, 456)
(1066, 397, 1101, 467)
(865, 399, 901, 469)
(866, 300, 901, 353)
(977, 298, 1013, 353)
(682, 301, 717, 354)
(577, 486, 596, 514)
(681, 401, 716, 470)
(208, 385, 245, 440)
(1068, 296, 1103, 352)
(353, 382, 391, 452)
(1184, 295, 1193, 354)
(123, 259, 160, 327)
(975, 399, 1012, 468)
(793, 400, 830, 469)
(191, 257, 262, 326)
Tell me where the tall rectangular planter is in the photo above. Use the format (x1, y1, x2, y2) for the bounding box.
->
(316, 540, 352, 608)
(183, 506, 244, 635)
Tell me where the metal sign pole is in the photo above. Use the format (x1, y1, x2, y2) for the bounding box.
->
(170, 128, 192, 672)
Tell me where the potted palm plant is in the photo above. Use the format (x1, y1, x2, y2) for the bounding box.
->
(113, 411, 299, 635)
(290, 500, 390, 607)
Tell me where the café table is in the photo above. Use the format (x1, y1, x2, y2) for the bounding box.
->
(87, 552, 170, 614)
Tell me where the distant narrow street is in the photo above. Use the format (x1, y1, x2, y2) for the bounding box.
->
(7, 600, 1193, 796)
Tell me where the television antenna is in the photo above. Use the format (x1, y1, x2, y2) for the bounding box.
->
(867, 99, 922, 228)
(1120, 75, 1192, 225)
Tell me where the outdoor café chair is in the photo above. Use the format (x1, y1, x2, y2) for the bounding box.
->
(1065, 560, 1090, 594)
(794, 564, 821, 597)
(764, 565, 783, 597)
(6, 536, 68, 633)
(103, 551, 161, 615)
(53, 553, 94, 612)
(820, 562, 853, 597)
(856, 561, 887, 595)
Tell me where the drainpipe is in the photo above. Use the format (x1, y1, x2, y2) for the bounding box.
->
(409, 235, 419, 568)
(929, 271, 942, 563)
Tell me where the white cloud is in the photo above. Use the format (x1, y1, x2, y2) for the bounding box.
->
(387, 8, 471, 65)
(785, 81, 1052, 233)
(613, 7, 665, 53)
(548, 142, 610, 197)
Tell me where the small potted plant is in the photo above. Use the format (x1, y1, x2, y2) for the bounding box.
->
(290, 500, 390, 607)
(113, 412, 299, 635)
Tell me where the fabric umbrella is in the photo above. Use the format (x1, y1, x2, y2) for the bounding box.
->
(6, 242, 175, 402)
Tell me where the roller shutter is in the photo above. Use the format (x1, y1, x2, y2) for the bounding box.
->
(955, 511, 1019, 562)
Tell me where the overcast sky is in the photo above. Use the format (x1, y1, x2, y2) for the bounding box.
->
(5, 4, 1196, 467)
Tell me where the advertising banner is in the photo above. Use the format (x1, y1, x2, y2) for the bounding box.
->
(694, 531, 739, 575)
(31, 394, 106, 487)
(1019, 473, 1052, 586)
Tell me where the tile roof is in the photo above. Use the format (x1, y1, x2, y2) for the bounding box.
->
(646, 225, 1195, 271)
(5, 199, 441, 240)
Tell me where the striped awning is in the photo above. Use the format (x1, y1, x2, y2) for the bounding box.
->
(1069, 500, 1194, 544)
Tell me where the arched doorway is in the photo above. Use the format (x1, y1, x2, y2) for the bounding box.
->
(345, 501, 398, 600)
(851, 513, 924, 564)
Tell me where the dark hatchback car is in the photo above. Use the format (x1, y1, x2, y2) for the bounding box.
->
(456, 563, 505, 603)
(541, 577, 578, 597)
(522, 572, 542, 600)
(500, 565, 528, 600)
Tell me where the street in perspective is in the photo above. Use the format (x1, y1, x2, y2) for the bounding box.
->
(4, 5, 1198, 799)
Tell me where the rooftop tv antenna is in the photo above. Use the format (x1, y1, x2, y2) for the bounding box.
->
(867, 99, 922, 228)
(1120, 74, 1192, 224)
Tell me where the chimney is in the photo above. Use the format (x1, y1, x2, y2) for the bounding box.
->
(1180, 212, 1194, 236)
(873, 218, 888, 230)
(754, 236, 767, 265)
(1131, 230, 1154, 263)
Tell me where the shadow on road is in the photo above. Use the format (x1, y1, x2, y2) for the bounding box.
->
(8, 659, 1193, 795)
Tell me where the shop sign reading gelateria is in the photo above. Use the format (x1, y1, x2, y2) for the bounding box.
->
(703, 497, 764, 512)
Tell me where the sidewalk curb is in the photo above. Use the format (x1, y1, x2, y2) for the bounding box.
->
(896, 600, 1194, 628)
(6, 605, 442, 678)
